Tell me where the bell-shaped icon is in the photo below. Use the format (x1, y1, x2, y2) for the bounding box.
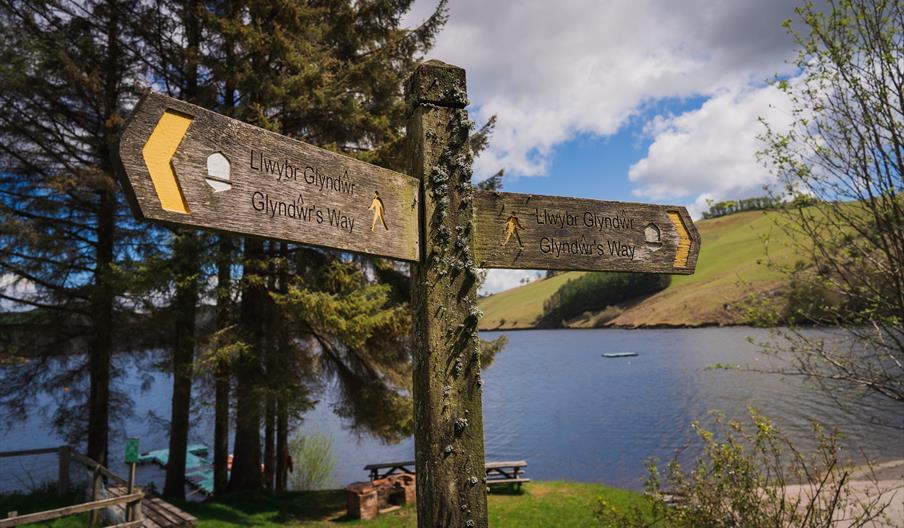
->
(644, 223, 661, 244)
(206, 152, 231, 192)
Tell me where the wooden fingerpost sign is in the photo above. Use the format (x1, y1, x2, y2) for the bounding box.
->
(406, 61, 489, 528)
(117, 59, 700, 528)
(117, 93, 420, 261)
(473, 191, 700, 273)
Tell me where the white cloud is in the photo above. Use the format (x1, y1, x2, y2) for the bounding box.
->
(406, 0, 799, 180)
(629, 83, 794, 217)
(479, 269, 544, 296)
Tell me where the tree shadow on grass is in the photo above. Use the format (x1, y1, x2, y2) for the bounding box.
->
(488, 485, 528, 496)
(176, 489, 348, 524)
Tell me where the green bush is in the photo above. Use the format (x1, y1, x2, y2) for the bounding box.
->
(538, 272, 669, 327)
(289, 432, 337, 491)
(595, 409, 894, 528)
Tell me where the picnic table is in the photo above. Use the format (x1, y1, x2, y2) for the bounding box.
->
(484, 460, 530, 490)
(363, 460, 530, 489)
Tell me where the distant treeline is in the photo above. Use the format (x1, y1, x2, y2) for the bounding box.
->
(702, 196, 782, 219)
(701, 195, 824, 219)
(538, 272, 670, 327)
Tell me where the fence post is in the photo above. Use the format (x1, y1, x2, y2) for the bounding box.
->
(89, 468, 101, 526)
(126, 462, 137, 522)
(133, 492, 143, 524)
(57, 446, 70, 496)
(406, 60, 489, 528)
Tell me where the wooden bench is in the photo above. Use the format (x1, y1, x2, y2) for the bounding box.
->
(364, 460, 530, 490)
(484, 461, 529, 490)
(364, 460, 416, 481)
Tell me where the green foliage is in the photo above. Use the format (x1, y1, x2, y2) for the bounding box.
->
(0, 0, 451, 485)
(595, 409, 894, 528)
(755, 0, 904, 413)
(539, 272, 670, 327)
(289, 432, 338, 492)
(273, 258, 414, 442)
(479, 334, 508, 370)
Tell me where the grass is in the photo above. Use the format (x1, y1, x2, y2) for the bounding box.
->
(0, 486, 89, 527)
(2, 481, 652, 527)
(170, 481, 650, 527)
(479, 210, 801, 329)
(478, 272, 586, 329)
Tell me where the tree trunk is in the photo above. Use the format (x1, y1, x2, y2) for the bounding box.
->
(163, 0, 204, 498)
(274, 242, 290, 492)
(88, 0, 123, 467)
(163, 232, 201, 499)
(263, 243, 277, 490)
(214, 14, 237, 496)
(88, 188, 115, 467)
(213, 236, 232, 496)
(228, 238, 265, 491)
(275, 400, 289, 492)
(264, 394, 276, 490)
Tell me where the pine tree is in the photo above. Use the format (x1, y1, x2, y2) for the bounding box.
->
(0, 0, 146, 466)
(202, 0, 448, 491)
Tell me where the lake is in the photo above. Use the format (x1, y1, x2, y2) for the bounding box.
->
(1, 327, 902, 493)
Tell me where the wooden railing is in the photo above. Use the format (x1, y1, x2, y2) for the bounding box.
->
(0, 492, 143, 528)
(0, 446, 143, 527)
(0, 446, 70, 496)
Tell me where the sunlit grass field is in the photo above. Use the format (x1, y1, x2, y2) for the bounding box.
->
(479, 210, 801, 329)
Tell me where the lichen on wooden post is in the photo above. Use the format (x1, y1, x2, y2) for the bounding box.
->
(406, 60, 488, 528)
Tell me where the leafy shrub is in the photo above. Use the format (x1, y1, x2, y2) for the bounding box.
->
(595, 409, 894, 528)
(289, 432, 337, 491)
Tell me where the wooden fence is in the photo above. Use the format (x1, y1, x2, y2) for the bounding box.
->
(0, 446, 143, 527)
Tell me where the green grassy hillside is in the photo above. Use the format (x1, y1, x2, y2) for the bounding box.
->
(479, 210, 798, 329)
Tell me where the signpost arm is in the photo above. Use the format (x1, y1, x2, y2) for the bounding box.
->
(406, 60, 489, 528)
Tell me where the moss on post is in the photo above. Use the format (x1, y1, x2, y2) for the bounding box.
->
(406, 60, 488, 528)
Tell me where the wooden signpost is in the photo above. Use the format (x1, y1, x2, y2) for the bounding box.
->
(117, 60, 700, 528)
(473, 191, 699, 273)
(118, 93, 420, 262)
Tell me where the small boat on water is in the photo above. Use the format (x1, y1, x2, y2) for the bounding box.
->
(602, 352, 638, 358)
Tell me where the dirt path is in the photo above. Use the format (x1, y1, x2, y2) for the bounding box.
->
(784, 459, 904, 527)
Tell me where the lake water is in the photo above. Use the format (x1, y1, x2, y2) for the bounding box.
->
(1, 327, 902, 493)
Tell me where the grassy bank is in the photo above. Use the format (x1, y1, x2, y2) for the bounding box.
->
(175, 481, 648, 527)
(0, 486, 88, 527)
(1, 481, 651, 527)
(479, 210, 798, 329)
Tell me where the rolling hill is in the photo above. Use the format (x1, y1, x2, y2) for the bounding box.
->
(478, 210, 799, 329)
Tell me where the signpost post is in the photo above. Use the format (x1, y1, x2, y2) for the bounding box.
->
(117, 60, 699, 528)
(406, 61, 489, 527)
(124, 438, 139, 522)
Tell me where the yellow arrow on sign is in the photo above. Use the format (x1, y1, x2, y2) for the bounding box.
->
(667, 211, 692, 268)
(142, 110, 193, 214)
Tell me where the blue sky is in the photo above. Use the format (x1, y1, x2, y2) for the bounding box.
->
(403, 1, 803, 293)
(498, 95, 710, 204)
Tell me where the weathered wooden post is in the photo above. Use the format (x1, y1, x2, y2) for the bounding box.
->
(57, 445, 70, 496)
(406, 60, 489, 527)
(89, 467, 101, 526)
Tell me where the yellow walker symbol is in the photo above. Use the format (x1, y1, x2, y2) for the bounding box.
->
(502, 211, 524, 247)
(370, 191, 388, 231)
